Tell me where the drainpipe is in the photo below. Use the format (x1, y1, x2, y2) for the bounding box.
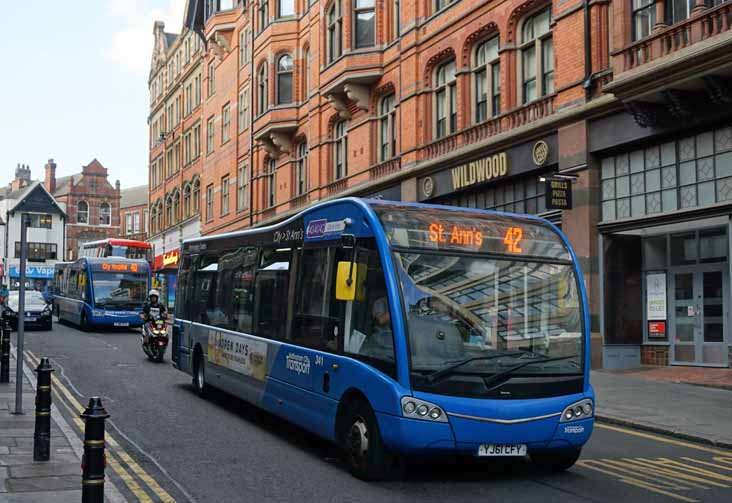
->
(582, 0, 593, 100)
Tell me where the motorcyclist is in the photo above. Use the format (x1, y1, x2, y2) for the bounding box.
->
(141, 289, 167, 342)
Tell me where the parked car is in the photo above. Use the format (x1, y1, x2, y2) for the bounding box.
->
(4, 291, 53, 331)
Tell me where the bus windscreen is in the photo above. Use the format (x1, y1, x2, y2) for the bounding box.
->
(373, 204, 570, 260)
(92, 272, 147, 309)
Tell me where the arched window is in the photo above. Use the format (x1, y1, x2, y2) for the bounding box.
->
(353, 0, 375, 48)
(100, 202, 111, 226)
(267, 158, 277, 207)
(303, 48, 310, 99)
(520, 6, 553, 104)
(77, 200, 89, 224)
(327, 1, 343, 63)
(474, 35, 500, 122)
(295, 141, 308, 196)
(165, 195, 173, 227)
(173, 190, 180, 224)
(333, 120, 348, 180)
(184, 183, 192, 218)
(150, 204, 157, 234)
(277, 54, 293, 104)
(258, 63, 269, 114)
(192, 178, 201, 213)
(379, 94, 396, 161)
(434, 60, 457, 138)
(157, 200, 163, 230)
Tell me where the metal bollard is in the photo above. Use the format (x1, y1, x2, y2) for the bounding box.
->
(33, 357, 54, 461)
(0, 318, 10, 383)
(81, 397, 109, 503)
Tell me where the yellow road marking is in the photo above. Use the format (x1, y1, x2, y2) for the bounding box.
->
(579, 460, 691, 490)
(619, 458, 729, 488)
(684, 457, 732, 472)
(596, 423, 732, 456)
(603, 459, 710, 489)
(640, 457, 732, 483)
(577, 460, 700, 502)
(25, 350, 176, 502)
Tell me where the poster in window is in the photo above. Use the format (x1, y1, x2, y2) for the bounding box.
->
(646, 272, 667, 321)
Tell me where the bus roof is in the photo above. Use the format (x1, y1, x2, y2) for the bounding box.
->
(82, 238, 151, 249)
(182, 197, 562, 246)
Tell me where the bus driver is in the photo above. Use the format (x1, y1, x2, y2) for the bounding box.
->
(358, 296, 394, 359)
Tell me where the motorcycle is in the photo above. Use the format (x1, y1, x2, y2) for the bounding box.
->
(141, 313, 168, 363)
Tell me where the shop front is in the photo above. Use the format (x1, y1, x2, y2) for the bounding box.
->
(8, 264, 56, 297)
(152, 249, 180, 310)
(593, 113, 732, 368)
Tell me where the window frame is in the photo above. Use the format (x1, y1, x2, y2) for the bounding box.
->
(276, 54, 294, 105)
(327, 1, 343, 63)
(433, 60, 457, 139)
(333, 120, 348, 180)
(258, 63, 269, 115)
(100, 202, 112, 226)
(77, 200, 89, 224)
(221, 175, 231, 215)
(206, 183, 214, 222)
(295, 141, 308, 196)
(222, 103, 231, 144)
(353, 0, 376, 49)
(379, 94, 397, 161)
(237, 161, 249, 211)
(206, 116, 216, 153)
(267, 158, 277, 208)
(208, 61, 216, 97)
(277, 0, 295, 17)
(632, 0, 656, 41)
(519, 6, 554, 105)
(473, 35, 501, 123)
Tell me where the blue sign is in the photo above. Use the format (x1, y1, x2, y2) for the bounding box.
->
(9, 265, 54, 279)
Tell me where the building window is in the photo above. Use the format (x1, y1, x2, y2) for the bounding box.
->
(222, 103, 231, 143)
(192, 178, 201, 214)
(237, 161, 248, 210)
(393, 0, 401, 39)
(184, 183, 192, 217)
(434, 60, 457, 139)
(206, 184, 214, 222)
(208, 61, 216, 97)
(125, 214, 132, 234)
(134, 212, 141, 233)
(26, 213, 53, 229)
(258, 63, 269, 114)
(221, 176, 230, 215)
(100, 203, 111, 226)
(144, 209, 149, 233)
(520, 6, 553, 104)
(267, 158, 277, 207)
(277, 54, 293, 105)
(379, 94, 397, 161)
(15, 242, 57, 262)
(193, 123, 201, 159)
(278, 0, 295, 17)
(353, 0, 375, 48)
(207, 117, 215, 153)
(333, 120, 348, 180)
(435, 0, 456, 12)
(173, 190, 180, 224)
(474, 35, 501, 122)
(239, 29, 248, 67)
(632, 0, 656, 41)
(150, 206, 157, 234)
(295, 142, 308, 196)
(258, 0, 269, 32)
(156, 201, 163, 231)
(239, 89, 248, 132)
(327, 1, 343, 63)
(165, 195, 173, 227)
(195, 74, 202, 106)
(77, 201, 89, 224)
(303, 49, 310, 98)
(666, 0, 694, 25)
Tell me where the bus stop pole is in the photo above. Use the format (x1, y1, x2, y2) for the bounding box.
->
(14, 215, 28, 415)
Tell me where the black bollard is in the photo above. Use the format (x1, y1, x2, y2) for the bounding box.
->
(33, 357, 54, 461)
(0, 318, 10, 383)
(81, 397, 109, 503)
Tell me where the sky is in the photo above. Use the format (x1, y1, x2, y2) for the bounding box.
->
(0, 0, 185, 191)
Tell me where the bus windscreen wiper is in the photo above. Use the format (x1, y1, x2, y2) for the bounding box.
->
(481, 354, 580, 388)
(425, 351, 525, 384)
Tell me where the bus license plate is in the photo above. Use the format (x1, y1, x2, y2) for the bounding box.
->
(114, 322, 129, 327)
(477, 444, 527, 457)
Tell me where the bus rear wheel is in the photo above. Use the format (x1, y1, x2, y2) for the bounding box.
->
(341, 398, 392, 481)
(192, 353, 209, 398)
(531, 447, 582, 472)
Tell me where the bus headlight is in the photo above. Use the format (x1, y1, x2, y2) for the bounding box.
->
(400, 396, 448, 423)
(560, 399, 593, 423)
(92, 310, 104, 317)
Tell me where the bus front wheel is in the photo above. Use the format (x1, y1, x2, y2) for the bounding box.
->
(531, 448, 582, 471)
(341, 398, 392, 481)
(79, 312, 90, 332)
(192, 352, 209, 398)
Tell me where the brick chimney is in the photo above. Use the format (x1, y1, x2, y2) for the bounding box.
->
(44, 158, 57, 194)
(11, 164, 32, 191)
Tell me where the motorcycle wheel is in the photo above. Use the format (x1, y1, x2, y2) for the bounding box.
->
(155, 347, 165, 363)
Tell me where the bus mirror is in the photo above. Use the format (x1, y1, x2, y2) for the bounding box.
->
(336, 262, 367, 301)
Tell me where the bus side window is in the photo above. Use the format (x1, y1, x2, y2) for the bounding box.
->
(191, 254, 219, 325)
(292, 247, 338, 351)
(176, 255, 192, 319)
(217, 246, 258, 333)
(67, 270, 79, 299)
(254, 248, 291, 340)
(334, 240, 396, 378)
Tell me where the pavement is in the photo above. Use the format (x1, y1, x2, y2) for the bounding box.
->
(0, 345, 127, 502)
(592, 369, 732, 449)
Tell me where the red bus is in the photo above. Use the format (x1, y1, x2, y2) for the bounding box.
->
(79, 239, 153, 263)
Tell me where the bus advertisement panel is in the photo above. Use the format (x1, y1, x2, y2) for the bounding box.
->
(172, 198, 593, 480)
(53, 257, 151, 329)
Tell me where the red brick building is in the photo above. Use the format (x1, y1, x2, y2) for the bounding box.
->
(44, 158, 121, 260)
(120, 185, 149, 241)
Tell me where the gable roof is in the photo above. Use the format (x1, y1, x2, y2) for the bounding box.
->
(121, 185, 149, 209)
(9, 182, 66, 218)
(53, 174, 83, 196)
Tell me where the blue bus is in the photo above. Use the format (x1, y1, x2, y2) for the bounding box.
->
(53, 257, 151, 330)
(172, 198, 593, 479)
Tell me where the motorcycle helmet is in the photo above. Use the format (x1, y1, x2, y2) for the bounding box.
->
(148, 289, 161, 300)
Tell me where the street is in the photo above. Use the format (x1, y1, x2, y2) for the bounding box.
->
(10, 320, 732, 503)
